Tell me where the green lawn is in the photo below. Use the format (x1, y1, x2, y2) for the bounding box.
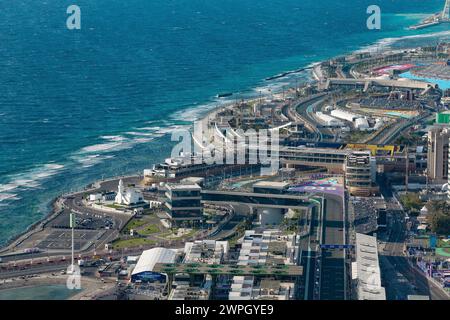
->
(348, 131, 371, 143)
(399, 193, 423, 211)
(436, 247, 450, 258)
(105, 204, 124, 209)
(138, 224, 160, 236)
(181, 229, 198, 239)
(158, 229, 198, 240)
(438, 239, 450, 248)
(122, 219, 148, 233)
(112, 238, 157, 250)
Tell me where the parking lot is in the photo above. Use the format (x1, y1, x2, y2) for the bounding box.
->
(48, 210, 115, 230)
(37, 229, 105, 251)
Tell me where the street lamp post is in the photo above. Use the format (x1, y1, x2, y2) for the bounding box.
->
(70, 211, 75, 274)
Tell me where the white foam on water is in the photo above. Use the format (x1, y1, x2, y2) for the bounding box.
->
(71, 129, 161, 169)
(125, 131, 156, 137)
(13, 180, 41, 189)
(79, 135, 133, 154)
(0, 193, 20, 202)
(170, 100, 228, 123)
(99, 135, 127, 142)
(73, 154, 115, 168)
(169, 70, 310, 126)
(4, 23, 447, 213)
(71, 153, 100, 163)
(18, 164, 65, 183)
(0, 183, 18, 193)
(357, 30, 450, 53)
(137, 126, 162, 131)
(80, 141, 124, 153)
(0, 163, 65, 199)
(33, 164, 65, 179)
(44, 164, 65, 170)
(253, 80, 291, 95)
(132, 137, 154, 144)
(145, 120, 164, 125)
(155, 124, 190, 136)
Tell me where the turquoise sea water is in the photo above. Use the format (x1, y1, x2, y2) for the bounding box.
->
(0, 285, 80, 300)
(400, 71, 450, 90)
(0, 0, 449, 245)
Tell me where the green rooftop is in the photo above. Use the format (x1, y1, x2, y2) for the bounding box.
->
(436, 111, 450, 124)
(153, 263, 303, 276)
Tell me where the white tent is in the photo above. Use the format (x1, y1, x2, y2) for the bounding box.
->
(420, 206, 429, 216)
(131, 247, 177, 276)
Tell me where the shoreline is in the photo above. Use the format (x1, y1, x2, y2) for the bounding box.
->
(0, 274, 114, 300)
(0, 73, 311, 253)
(0, 197, 61, 254)
(1, 28, 449, 251)
(0, 173, 140, 253)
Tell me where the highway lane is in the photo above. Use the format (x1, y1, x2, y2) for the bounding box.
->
(0, 239, 188, 280)
(368, 111, 431, 145)
(319, 193, 346, 300)
(378, 180, 449, 300)
(305, 100, 328, 141)
(0, 264, 70, 280)
(381, 212, 449, 300)
(281, 93, 328, 142)
(295, 97, 328, 142)
(296, 202, 320, 300)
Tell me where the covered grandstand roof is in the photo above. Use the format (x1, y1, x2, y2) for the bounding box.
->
(132, 247, 177, 276)
(354, 233, 386, 300)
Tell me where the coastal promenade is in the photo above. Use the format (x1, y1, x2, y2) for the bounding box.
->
(1, 42, 448, 302)
(0, 175, 141, 260)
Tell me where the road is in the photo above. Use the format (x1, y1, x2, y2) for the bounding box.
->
(319, 193, 346, 300)
(367, 111, 431, 145)
(378, 179, 449, 300)
(281, 94, 327, 142)
(0, 264, 70, 280)
(296, 199, 320, 300)
(0, 240, 187, 280)
(380, 212, 449, 300)
(295, 96, 328, 142)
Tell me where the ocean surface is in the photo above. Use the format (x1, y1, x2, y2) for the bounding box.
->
(0, 0, 450, 245)
(0, 285, 80, 300)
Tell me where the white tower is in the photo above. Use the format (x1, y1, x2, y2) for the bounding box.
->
(115, 179, 125, 204)
(118, 179, 124, 194)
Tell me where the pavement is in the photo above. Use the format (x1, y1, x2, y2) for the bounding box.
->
(296, 200, 319, 300)
(378, 179, 450, 300)
(380, 213, 449, 300)
(319, 194, 346, 300)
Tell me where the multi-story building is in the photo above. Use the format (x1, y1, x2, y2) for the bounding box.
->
(168, 283, 210, 300)
(345, 151, 378, 197)
(164, 183, 203, 226)
(183, 240, 229, 265)
(427, 125, 450, 184)
(167, 240, 230, 300)
(228, 230, 298, 300)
